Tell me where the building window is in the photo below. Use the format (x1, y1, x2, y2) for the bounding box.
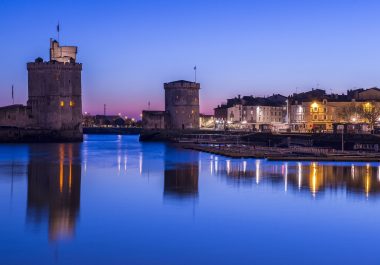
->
(313, 115, 317, 120)
(324, 115, 327, 120)
(70, 101, 74, 107)
(60, 101, 65, 107)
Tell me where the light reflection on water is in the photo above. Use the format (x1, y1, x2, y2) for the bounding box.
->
(0, 135, 380, 265)
(208, 156, 380, 199)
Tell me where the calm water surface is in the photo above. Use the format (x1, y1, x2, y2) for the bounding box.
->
(0, 135, 379, 265)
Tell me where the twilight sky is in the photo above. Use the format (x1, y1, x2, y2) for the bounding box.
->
(1, 0, 380, 118)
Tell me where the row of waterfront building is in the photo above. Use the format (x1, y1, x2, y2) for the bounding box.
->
(214, 87, 380, 133)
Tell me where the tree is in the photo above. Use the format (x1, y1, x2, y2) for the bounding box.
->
(358, 102, 380, 132)
(337, 103, 360, 123)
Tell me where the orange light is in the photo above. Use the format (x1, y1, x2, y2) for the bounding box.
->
(70, 100, 74, 107)
(60, 101, 65, 107)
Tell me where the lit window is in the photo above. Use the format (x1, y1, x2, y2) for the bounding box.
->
(60, 101, 64, 107)
(70, 101, 74, 107)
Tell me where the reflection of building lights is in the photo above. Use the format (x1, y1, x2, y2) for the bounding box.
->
(69, 162, 72, 192)
(139, 153, 143, 175)
(117, 155, 121, 173)
(284, 163, 288, 192)
(298, 162, 302, 189)
(365, 163, 370, 198)
(378, 166, 380, 181)
(124, 154, 127, 172)
(59, 144, 64, 193)
(310, 162, 318, 197)
(351, 164, 355, 179)
(226, 160, 231, 175)
(255, 160, 261, 184)
(243, 161, 247, 174)
(351, 117, 357, 122)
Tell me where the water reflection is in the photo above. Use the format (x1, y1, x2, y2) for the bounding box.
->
(209, 157, 380, 198)
(164, 147, 199, 198)
(26, 144, 81, 241)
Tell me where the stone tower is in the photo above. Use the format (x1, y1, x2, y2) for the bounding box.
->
(26, 39, 83, 140)
(164, 80, 200, 129)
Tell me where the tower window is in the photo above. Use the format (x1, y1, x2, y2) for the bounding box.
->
(70, 101, 74, 107)
(60, 101, 65, 107)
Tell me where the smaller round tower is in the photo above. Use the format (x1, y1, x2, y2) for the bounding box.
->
(164, 80, 200, 129)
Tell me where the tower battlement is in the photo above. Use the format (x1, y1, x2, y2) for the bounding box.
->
(164, 80, 200, 90)
(27, 61, 82, 71)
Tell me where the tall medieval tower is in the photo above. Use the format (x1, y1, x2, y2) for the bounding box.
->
(164, 80, 200, 129)
(26, 39, 83, 140)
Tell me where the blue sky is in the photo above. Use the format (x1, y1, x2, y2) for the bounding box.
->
(0, 0, 379, 118)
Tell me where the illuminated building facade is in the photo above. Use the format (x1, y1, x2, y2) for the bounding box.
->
(215, 94, 287, 131)
(289, 88, 380, 132)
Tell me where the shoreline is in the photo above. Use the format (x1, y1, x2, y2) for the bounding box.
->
(181, 144, 380, 162)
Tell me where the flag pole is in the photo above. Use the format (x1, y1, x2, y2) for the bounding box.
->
(57, 22, 60, 43)
(194, 66, 197, 83)
(11, 85, 14, 105)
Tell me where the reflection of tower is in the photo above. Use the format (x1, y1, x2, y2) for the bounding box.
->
(164, 147, 199, 198)
(26, 143, 81, 241)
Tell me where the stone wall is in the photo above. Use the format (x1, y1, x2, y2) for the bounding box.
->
(0, 105, 32, 128)
(27, 61, 82, 134)
(142, 110, 166, 129)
